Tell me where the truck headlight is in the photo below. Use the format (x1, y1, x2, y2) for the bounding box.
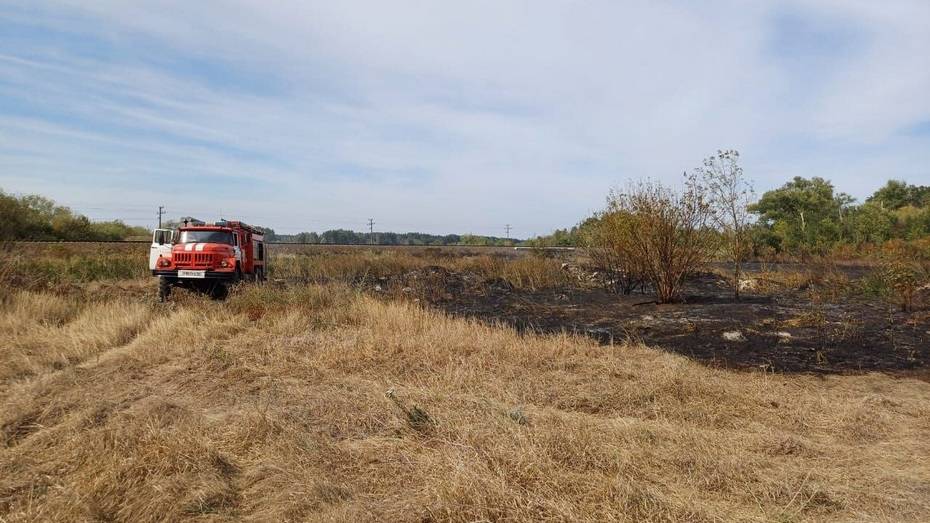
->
(158, 258, 171, 267)
(220, 259, 230, 268)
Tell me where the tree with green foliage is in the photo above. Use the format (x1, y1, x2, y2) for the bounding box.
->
(289, 232, 315, 243)
(749, 177, 852, 254)
(524, 219, 597, 247)
(461, 234, 502, 246)
(0, 191, 50, 239)
(888, 206, 930, 240)
(0, 189, 147, 241)
(845, 203, 894, 244)
(867, 180, 930, 210)
(87, 220, 149, 240)
(269, 229, 499, 246)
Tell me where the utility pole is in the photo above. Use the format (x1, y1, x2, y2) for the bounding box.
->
(157, 206, 165, 228)
(367, 218, 375, 245)
(504, 224, 512, 240)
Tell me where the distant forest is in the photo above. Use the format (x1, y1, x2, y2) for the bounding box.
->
(164, 219, 518, 246)
(262, 229, 517, 246)
(0, 189, 517, 245)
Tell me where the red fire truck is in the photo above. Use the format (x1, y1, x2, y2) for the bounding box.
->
(151, 220, 267, 301)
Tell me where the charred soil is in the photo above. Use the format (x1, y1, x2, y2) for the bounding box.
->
(372, 264, 930, 376)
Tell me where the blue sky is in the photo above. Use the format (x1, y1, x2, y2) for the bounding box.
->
(1, 0, 928, 236)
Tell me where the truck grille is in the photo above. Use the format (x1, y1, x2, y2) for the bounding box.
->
(173, 252, 217, 267)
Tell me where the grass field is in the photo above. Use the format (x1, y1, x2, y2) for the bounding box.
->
(1, 245, 929, 521)
(0, 243, 568, 289)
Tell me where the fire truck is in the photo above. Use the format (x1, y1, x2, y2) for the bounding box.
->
(150, 220, 267, 301)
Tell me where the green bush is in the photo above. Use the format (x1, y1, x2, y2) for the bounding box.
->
(0, 188, 148, 241)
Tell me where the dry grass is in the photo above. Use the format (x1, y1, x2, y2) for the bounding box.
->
(1, 281, 929, 522)
(0, 292, 156, 381)
(751, 262, 852, 299)
(0, 243, 148, 288)
(270, 248, 570, 290)
(1, 243, 570, 294)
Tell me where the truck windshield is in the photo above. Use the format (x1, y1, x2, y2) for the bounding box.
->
(179, 230, 234, 244)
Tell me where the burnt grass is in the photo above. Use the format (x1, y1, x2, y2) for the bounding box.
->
(372, 264, 930, 377)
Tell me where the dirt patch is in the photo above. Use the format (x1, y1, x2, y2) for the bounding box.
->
(380, 266, 930, 375)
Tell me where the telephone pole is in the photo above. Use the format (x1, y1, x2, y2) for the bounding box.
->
(367, 218, 375, 245)
(504, 224, 512, 240)
(157, 206, 166, 228)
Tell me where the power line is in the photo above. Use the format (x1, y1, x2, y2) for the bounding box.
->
(505, 224, 512, 240)
(157, 205, 165, 228)
(367, 218, 375, 245)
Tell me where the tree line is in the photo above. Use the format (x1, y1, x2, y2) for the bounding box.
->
(530, 175, 930, 255)
(0, 190, 149, 241)
(261, 229, 516, 246)
(0, 190, 517, 246)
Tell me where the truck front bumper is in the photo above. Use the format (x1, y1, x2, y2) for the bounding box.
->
(153, 269, 237, 280)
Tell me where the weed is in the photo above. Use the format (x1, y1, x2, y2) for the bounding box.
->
(879, 260, 927, 312)
(507, 406, 528, 425)
(386, 388, 434, 431)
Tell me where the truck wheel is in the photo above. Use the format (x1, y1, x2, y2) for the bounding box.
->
(158, 276, 171, 302)
(209, 282, 229, 300)
(256, 267, 265, 284)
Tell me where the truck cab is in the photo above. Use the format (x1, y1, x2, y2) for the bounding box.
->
(149, 229, 174, 271)
(152, 220, 266, 301)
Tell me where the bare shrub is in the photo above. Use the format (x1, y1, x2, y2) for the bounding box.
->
(605, 180, 714, 303)
(690, 149, 756, 299)
(581, 210, 645, 294)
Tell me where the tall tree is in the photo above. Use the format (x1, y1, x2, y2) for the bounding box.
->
(749, 177, 851, 253)
(867, 180, 930, 210)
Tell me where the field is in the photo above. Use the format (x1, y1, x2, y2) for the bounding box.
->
(2, 244, 930, 521)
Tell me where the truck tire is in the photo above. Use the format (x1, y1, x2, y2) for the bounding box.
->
(210, 282, 229, 300)
(158, 276, 171, 302)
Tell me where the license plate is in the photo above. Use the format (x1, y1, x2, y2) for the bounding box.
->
(178, 270, 206, 279)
